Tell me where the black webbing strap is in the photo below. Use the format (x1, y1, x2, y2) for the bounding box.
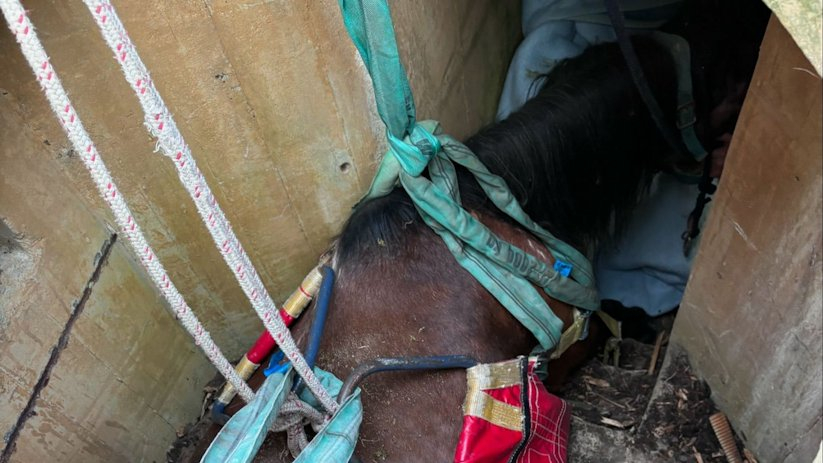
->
(604, 0, 688, 157)
(604, 0, 719, 254)
(682, 151, 716, 256)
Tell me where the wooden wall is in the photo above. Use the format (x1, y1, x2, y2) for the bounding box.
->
(672, 17, 822, 463)
(0, 1, 520, 461)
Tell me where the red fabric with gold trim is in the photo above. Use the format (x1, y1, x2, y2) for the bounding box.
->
(454, 357, 570, 463)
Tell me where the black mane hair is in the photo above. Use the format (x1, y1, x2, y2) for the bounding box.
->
(336, 37, 678, 267)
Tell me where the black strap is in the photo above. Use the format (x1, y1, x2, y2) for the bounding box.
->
(682, 151, 716, 256)
(603, 0, 718, 255)
(604, 0, 687, 157)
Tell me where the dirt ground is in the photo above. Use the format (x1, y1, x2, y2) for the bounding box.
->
(562, 339, 748, 462)
(170, 331, 750, 462)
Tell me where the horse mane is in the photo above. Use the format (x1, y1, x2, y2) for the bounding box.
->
(464, 36, 678, 248)
(335, 37, 678, 269)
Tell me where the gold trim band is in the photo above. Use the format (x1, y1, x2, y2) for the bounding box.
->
(216, 355, 259, 404)
(282, 266, 323, 317)
(463, 390, 523, 431)
(463, 358, 524, 431)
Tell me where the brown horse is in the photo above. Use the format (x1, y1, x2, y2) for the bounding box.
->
(294, 37, 683, 462)
(295, 8, 768, 453)
(193, 4, 768, 460)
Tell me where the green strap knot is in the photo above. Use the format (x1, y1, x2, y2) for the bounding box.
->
(387, 123, 442, 176)
(339, 0, 601, 351)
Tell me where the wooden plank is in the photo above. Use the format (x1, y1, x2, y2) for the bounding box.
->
(672, 17, 822, 463)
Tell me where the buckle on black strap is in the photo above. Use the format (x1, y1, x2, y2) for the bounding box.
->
(676, 100, 697, 129)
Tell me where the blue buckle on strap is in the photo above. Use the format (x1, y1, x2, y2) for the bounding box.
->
(553, 260, 573, 278)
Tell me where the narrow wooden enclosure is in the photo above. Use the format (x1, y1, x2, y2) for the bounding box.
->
(1, 1, 820, 462)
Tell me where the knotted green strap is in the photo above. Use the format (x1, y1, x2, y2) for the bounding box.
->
(339, 0, 599, 349)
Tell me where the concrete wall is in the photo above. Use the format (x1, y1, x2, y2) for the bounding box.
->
(672, 18, 822, 463)
(0, 1, 520, 461)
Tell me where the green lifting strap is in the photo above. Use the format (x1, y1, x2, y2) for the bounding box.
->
(338, 0, 600, 350)
(650, 31, 708, 161)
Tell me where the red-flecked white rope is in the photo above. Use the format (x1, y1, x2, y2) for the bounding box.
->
(81, 0, 338, 413)
(0, 0, 255, 403)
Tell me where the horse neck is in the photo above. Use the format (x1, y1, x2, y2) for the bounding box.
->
(463, 38, 678, 252)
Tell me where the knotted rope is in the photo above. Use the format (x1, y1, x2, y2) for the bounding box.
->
(271, 392, 327, 458)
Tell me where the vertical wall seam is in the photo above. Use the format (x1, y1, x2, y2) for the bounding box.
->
(1, 233, 117, 463)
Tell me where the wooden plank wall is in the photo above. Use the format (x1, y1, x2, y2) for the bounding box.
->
(672, 17, 822, 463)
(0, 1, 520, 461)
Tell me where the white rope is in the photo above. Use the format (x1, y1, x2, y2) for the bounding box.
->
(270, 391, 327, 458)
(80, 0, 338, 414)
(0, 1, 254, 403)
(272, 392, 326, 433)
